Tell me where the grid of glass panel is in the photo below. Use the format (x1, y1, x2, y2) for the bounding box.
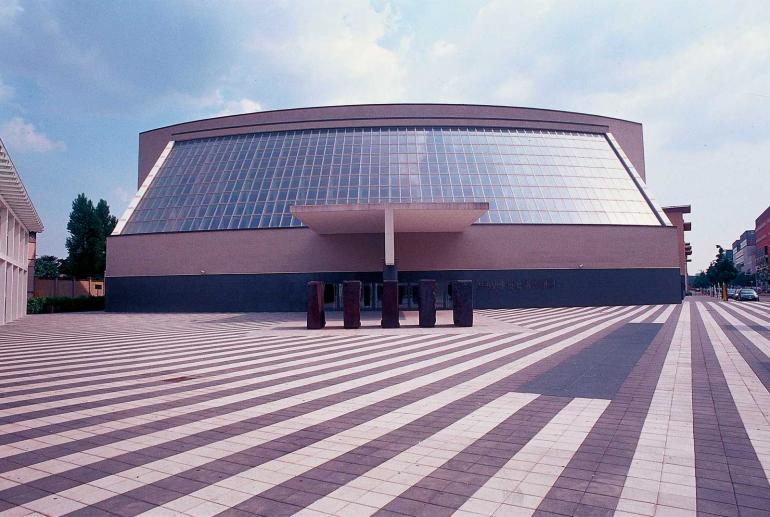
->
(121, 127, 663, 234)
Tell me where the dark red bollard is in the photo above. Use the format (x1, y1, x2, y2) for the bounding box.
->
(343, 281, 361, 329)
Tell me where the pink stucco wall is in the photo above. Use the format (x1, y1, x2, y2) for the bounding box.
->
(106, 224, 678, 278)
(138, 104, 646, 188)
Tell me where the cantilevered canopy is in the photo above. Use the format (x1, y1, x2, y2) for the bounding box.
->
(290, 202, 489, 234)
(0, 138, 43, 232)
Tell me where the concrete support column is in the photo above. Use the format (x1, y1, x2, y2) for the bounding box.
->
(384, 206, 394, 266)
(383, 206, 398, 282)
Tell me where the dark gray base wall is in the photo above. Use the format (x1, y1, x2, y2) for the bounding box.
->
(106, 268, 682, 312)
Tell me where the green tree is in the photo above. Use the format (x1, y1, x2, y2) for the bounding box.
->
(94, 199, 118, 274)
(64, 194, 117, 278)
(34, 255, 62, 279)
(706, 245, 737, 287)
(690, 271, 710, 289)
(734, 271, 754, 287)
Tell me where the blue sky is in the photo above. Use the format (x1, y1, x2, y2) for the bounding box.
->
(1, 0, 768, 273)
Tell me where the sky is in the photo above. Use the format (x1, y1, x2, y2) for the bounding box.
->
(0, 0, 768, 273)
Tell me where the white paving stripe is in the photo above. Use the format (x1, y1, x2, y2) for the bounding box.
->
(509, 307, 588, 324)
(0, 332, 483, 450)
(617, 303, 696, 516)
(1, 305, 644, 439)
(712, 303, 770, 355)
(293, 393, 538, 517)
(0, 332, 355, 392)
(482, 307, 594, 326)
(139, 395, 544, 516)
(630, 305, 664, 323)
(0, 330, 331, 376)
(697, 303, 770, 480)
(453, 397, 610, 517)
(525, 307, 612, 329)
(0, 333, 407, 403)
(652, 304, 676, 324)
(0, 307, 638, 457)
(0, 332, 522, 463)
(725, 301, 770, 322)
(2, 305, 651, 507)
(0, 328, 570, 487)
(0, 325, 255, 354)
(0, 332, 457, 421)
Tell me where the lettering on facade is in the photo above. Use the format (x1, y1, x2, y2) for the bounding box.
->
(476, 279, 557, 290)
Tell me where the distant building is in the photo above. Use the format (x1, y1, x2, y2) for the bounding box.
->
(107, 104, 684, 311)
(755, 205, 770, 287)
(0, 138, 44, 324)
(732, 230, 756, 275)
(662, 205, 692, 297)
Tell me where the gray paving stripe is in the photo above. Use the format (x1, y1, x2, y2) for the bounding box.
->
(519, 323, 662, 399)
(0, 328, 254, 353)
(0, 333, 409, 407)
(724, 302, 770, 324)
(708, 304, 770, 392)
(0, 326, 245, 358)
(58, 311, 641, 516)
(0, 305, 624, 445)
(0, 333, 448, 426)
(7, 334, 537, 510)
(366, 396, 570, 517)
(641, 304, 669, 323)
(0, 333, 348, 393)
(690, 305, 770, 516)
(0, 333, 479, 453)
(531, 306, 682, 516)
(0, 331, 327, 381)
(0, 332, 518, 478)
(0, 308, 640, 512)
(54, 314, 622, 515)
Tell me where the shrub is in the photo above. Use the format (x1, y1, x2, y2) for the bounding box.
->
(27, 296, 105, 314)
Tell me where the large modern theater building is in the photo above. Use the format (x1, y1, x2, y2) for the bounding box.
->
(106, 104, 683, 312)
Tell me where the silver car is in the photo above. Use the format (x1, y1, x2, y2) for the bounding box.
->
(738, 288, 760, 301)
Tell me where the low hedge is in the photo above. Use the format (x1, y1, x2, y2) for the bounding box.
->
(27, 296, 105, 314)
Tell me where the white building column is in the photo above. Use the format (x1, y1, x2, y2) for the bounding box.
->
(384, 206, 394, 266)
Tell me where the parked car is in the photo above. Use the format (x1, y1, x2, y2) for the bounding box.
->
(737, 288, 760, 301)
(727, 288, 737, 299)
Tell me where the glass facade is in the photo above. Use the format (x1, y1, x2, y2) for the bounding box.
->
(121, 127, 664, 235)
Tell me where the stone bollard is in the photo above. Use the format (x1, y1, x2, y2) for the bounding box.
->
(381, 280, 400, 328)
(418, 279, 437, 328)
(452, 280, 473, 327)
(343, 280, 361, 329)
(306, 281, 325, 329)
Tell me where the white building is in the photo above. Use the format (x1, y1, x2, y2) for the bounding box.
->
(0, 138, 43, 324)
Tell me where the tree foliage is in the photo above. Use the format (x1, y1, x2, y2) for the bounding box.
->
(706, 245, 737, 286)
(690, 271, 710, 289)
(64, 193, 117, 278)
(34, 255, 63, 279)
(734, 271, 755, 287)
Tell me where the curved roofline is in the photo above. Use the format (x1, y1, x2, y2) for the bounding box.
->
(137, 102, 647, 188)
(141, 103, 641, 135)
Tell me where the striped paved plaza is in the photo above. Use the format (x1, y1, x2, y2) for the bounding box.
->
(1, 300, 770, 516)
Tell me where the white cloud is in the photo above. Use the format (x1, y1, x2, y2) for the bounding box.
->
(0, 117, 66, 153)
(113, 186, 132, 204)
(0, 0, 23, 29)
(165, 88, 263, 118)
(214, 98, 263, 117)
(239, 1, 408, 105)
(430, 40, 456, 58)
